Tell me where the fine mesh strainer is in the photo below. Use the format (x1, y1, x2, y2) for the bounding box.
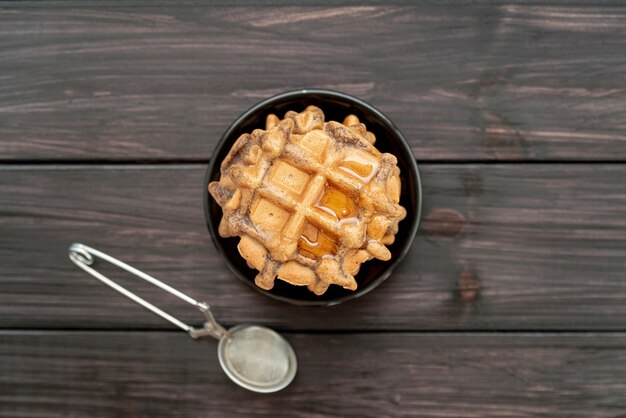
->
(68, 243, 297, 393)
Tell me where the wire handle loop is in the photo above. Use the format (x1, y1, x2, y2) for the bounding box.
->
(68, 243, 227, 340)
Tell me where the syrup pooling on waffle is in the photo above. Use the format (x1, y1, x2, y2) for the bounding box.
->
(209, 106, 406, 295)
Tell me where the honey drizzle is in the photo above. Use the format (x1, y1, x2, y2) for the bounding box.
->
(316, 187, 358, 221)
(337, 152, 380, 183)
(298, 222, 338, 260)
(298, 186, 360, 260)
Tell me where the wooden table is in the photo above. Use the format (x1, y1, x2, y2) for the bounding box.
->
(2, 2, 626, 416)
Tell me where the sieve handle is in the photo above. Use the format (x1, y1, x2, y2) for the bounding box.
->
(68, 243, 227, 340)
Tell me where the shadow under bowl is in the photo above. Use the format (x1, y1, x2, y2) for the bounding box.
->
(204, 89, 422, 306)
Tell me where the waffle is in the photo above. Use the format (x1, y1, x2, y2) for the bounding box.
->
(209, 106, 406, 295)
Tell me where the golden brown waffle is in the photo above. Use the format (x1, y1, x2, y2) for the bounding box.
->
(209, 106, 406, 295)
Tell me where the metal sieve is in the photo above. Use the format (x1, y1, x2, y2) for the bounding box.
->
(68, 243, 297, 393)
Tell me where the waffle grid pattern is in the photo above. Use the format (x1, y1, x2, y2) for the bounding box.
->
(209, 106, 406, 295)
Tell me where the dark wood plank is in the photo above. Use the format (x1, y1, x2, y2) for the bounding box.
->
(9, 1, 626, 6)
(1, 5, 625, 161)
(1, 331, 625, 417)
(2, 164, 626, 331)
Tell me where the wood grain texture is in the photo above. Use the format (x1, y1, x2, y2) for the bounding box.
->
(9, 1, 626, 6)
(1, 331, 626, 418)
(2, 164, 626, 331)
(1, 5, 626, 161)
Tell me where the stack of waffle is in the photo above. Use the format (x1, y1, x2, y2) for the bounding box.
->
(209, 106, 406, 295)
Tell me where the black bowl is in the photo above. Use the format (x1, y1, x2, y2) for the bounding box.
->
(204, 89, 422, 306)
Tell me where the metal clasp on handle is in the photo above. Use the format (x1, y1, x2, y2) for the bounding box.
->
(68, 243, 227, 340)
